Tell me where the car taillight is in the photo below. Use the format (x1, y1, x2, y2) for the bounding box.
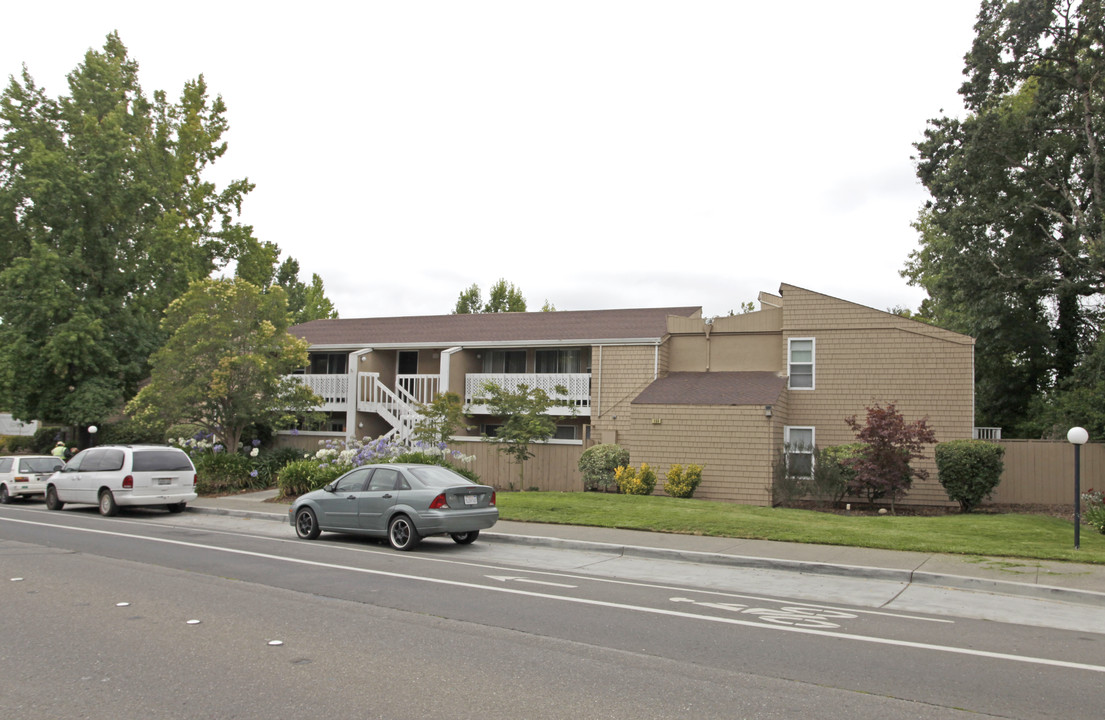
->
(192, 474, 197, 486)
(122, 475, 133, 489)
(490, 491, 496, 506)
(429, 493, 449, 509)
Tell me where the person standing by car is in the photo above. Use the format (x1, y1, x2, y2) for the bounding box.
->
(65, 446, 79, 461)
(51, 442, 66, 458)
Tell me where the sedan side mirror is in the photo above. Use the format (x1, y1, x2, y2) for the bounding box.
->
(324, 482, 336, 493)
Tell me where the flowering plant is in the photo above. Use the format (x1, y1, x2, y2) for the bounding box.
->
(1082, 488, 1105, 534)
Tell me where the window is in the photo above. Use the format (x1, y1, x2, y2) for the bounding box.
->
(784, 426, 815, 478)
(536, 348, 582, 373)
(0, 458, 12, 473)
(334, 468, 371, 493)
(309, 353, 348, 375)
(788, 338, 814, 389)
(368, 468, 401, 492)
(553, 425, 577, 440)
(483, 350, 526, 373)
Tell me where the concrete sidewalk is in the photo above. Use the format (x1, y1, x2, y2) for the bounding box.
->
(189, 489, 1105, 608)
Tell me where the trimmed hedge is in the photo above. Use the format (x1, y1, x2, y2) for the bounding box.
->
(578, 443, 630, 492)
(935, 439, 1005, 513)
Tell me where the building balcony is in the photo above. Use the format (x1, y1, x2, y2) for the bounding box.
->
(464, 373, 591, 416)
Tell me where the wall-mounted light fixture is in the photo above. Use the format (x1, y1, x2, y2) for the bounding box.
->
(764, 405, 773, 417)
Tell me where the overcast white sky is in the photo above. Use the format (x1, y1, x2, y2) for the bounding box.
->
(4, 1, 981, 319)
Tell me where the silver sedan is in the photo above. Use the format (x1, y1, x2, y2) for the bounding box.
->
(289, 463, 498, 550)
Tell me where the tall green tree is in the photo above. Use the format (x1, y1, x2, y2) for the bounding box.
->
(0, 33, 256, 426)
(273, 257, 338, 324)
(126, 278, 320, 453)
(905, 0, 1105, 436)
(452, 279, 528, 313)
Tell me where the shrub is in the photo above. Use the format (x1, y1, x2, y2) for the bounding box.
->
(192, 451, 255, 495)
(1081, 488, 1105, 534)
(614, 463, 657, 495)
(578, 444, 630, 492)
(813, 444, 864, 505)
(31, 427, 64, 454)
(3, 435, 37, 453)
(935, 439, 1005, 513)
(664, 464, 703, 498)
(276, 458, 322, 497)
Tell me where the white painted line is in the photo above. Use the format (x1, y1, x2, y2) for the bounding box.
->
(485, 575, 578, 588)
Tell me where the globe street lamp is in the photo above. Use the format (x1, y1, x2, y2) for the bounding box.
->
(1067, 426, 1089, 550)
(88, 425, 98, 448)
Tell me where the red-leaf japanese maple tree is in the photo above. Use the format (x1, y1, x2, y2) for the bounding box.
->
(844, 403, 937, 513)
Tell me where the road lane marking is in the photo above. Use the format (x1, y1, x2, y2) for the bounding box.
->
(3, 515, 1102, 674)
(486, 575, 578, 588)
(0, 509, 956, 624)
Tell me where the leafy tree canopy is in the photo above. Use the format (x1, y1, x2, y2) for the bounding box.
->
(0, 33, 255, 425)
(126, 278, 321, 453)
(452, 279, 528, 313)
(904, 0, 1105, 437)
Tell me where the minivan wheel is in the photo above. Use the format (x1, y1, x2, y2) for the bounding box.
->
(167, 502, 186, 514)
(99, 490, 119, 517)
(295, 507, 320, 540)
(45, 486, 64, 511)
(387, 515, 421, 551)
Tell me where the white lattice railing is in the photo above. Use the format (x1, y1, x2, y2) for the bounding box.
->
(292, 374, 349, 412)
(465, 373, 591, 415)
(973, 427, 1002, 440)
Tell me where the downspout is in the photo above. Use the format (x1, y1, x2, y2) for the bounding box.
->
(595, 345, 603, 421)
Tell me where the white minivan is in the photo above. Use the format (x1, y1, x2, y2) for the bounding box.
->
(45, 445, 197, 516)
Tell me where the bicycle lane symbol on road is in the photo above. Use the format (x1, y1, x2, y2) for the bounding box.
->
(670, 597, 858, 628)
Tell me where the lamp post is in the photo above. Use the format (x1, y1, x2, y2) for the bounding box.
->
(1067, 426, 1089, 550)
(88, 425, 98, 448)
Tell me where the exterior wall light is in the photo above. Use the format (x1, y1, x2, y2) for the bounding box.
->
(764, 405, 773, 418)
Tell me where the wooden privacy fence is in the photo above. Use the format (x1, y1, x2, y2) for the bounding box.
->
(444, 440, 585, 492)
(988, 440, 1104, 505)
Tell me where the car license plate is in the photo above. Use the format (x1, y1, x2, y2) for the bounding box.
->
(464, 495, 478, 506)
(156, 478, 172, 485)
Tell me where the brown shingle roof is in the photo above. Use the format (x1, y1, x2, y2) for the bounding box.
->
(632, 371, 786, 406)
(291, 307, 701, 347)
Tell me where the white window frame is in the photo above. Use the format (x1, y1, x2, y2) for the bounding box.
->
(783, 426, 815, 479)
(788, 337, 815, 390)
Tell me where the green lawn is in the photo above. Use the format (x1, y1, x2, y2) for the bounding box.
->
(496, 492, 1105, 564)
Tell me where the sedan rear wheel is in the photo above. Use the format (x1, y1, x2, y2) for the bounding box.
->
(450, 531, 479, 545)
(387, 515, 421, 551)
(99, 490, 119, 517)
(45, 486, 64, 511)
(295, 507, 320, 540)
(0, 485, 10, 504)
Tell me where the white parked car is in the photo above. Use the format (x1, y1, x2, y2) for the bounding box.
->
(45, 445, 197, 516)
(0, 455, 65, 503)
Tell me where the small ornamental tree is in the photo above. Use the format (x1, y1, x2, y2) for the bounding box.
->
(844, 403, 937, 513)
(479, 381, 566, 489)
(412, 391, 472, 446)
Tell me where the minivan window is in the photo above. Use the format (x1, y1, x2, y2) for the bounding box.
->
(132, 450, 194, 472)
(85, 449, 126, 472)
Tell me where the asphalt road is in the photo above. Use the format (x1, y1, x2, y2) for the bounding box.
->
(2, 503, 1103, 719)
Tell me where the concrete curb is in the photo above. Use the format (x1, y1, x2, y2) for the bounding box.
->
(186, 506, 1105, 608)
